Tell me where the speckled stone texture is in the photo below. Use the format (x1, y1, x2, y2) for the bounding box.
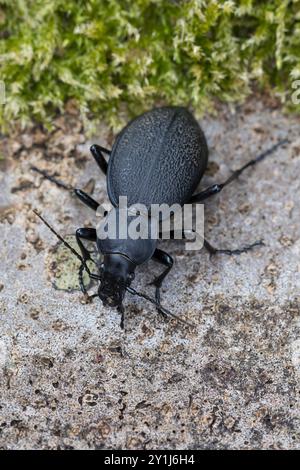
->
(0, 98, 299, 450)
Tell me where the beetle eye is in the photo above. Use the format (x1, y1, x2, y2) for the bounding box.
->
(100, 263, 104, 272)
(128, 272, 135, 281)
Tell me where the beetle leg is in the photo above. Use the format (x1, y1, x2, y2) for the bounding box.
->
(31, 166, 72, 190)
(160, 229, 263, 256)
(31, 166, 101, 211)
(118, 304, 125, 330)
(189, 139, 288, 203)
(150, 249, 174, 319)
(74, 189, 100, 211)
(76, 227, 97, 257)
(203, 238, 264, 256)
(76, 227, 97, 294)
(78, 263, 88, 295)
(90, 144, 110, 175)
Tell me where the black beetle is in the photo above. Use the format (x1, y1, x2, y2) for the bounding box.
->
(32, 106, 287, 328)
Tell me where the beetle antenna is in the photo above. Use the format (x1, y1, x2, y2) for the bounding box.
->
(33, 209, 90, 272)
(126, 286, 195, 329)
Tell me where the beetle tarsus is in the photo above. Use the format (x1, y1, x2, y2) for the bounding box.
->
(118, 304, 125, 330)
(31, 166, 101, 211)
(149, 249, 174, 316)
(147, 280, 168, 319)
(204, 238, 264, 256)
(79, 263, 87, 294)
(31, 166, 73, 190)
(126, 286, 195, 329)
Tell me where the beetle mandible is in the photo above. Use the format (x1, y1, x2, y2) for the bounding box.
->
(33, 106, 287, 328)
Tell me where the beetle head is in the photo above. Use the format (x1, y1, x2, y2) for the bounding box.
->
(98, 253, 135, 308)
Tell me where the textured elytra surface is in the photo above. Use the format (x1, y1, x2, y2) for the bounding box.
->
(108, 107, 208, 208)
(0, 98, 300, 450)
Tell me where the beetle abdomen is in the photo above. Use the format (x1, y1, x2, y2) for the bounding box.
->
(107, 107, 208, 208)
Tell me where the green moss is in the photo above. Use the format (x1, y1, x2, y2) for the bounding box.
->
(47, 235, 96, 292)
(0, 0, 299, 132)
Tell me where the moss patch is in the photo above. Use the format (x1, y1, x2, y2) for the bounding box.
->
(0, 1, 299, 132)
(46, 235, 97, 292)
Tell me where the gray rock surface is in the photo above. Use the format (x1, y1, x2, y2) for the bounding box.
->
(0, 98, 299, 449)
